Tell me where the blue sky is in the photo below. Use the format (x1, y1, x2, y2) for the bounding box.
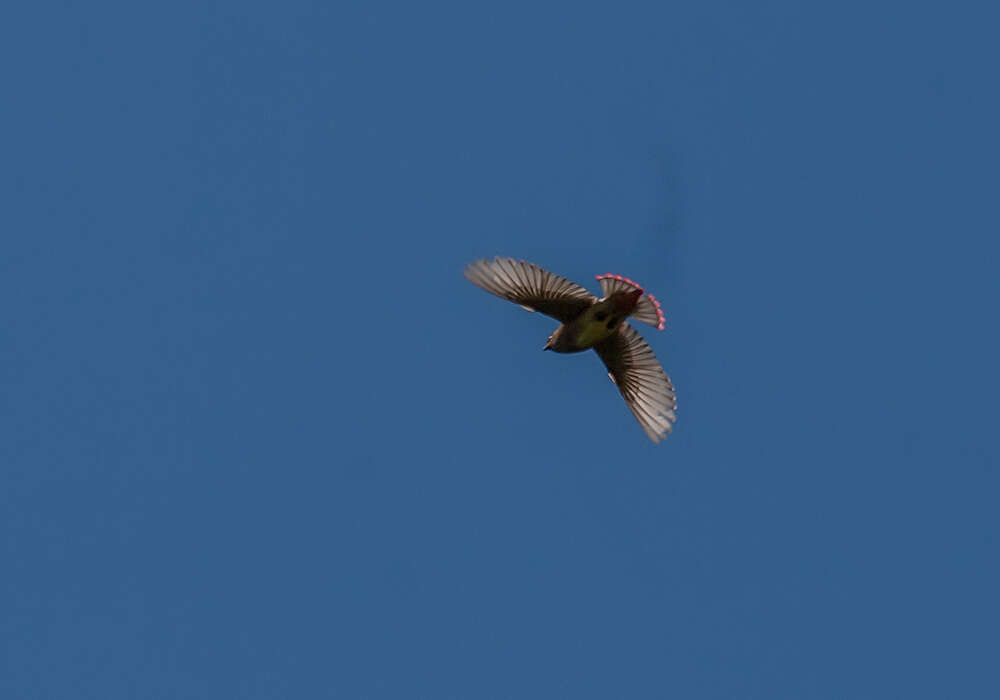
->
(3, 1, 998, 697)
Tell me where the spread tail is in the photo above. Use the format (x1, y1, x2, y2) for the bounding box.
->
(596, 274, 666, 330)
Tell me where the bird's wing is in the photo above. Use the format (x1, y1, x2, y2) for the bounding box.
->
(464, 257, 596, 323)
(593, 323, 677, 443)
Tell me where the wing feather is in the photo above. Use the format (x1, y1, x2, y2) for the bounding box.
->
(593, 323, 677, 443)
(464, 258, 596, 323)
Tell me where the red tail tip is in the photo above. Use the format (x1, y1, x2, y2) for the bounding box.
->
(646, 293, 667, 330)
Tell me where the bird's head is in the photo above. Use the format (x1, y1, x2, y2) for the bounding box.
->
(543, 326, 569, 352)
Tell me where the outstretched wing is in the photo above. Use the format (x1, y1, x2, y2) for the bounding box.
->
(593, 323, 677, 443)
(464, 257, 596, 323)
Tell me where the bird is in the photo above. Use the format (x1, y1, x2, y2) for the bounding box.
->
(463, 257, 677, 443)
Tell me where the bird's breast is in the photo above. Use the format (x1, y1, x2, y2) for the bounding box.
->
(569, 301, 626, 349)
(573, 319, 614, 349)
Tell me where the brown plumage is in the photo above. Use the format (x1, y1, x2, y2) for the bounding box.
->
(463, 257, 677, 443)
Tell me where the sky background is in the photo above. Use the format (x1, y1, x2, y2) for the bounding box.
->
(3, 1, 999, 698)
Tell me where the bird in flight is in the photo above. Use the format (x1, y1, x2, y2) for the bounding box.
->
(464, 257, 677, 443)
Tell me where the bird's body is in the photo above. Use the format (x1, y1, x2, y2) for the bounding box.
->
(464, 257, 677, 443)
(544, 290, 642, 352)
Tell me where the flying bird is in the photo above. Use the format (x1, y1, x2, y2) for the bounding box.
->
(463, 257, 677, 443)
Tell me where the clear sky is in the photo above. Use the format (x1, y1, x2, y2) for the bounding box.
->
(3, 1, 998, 698)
